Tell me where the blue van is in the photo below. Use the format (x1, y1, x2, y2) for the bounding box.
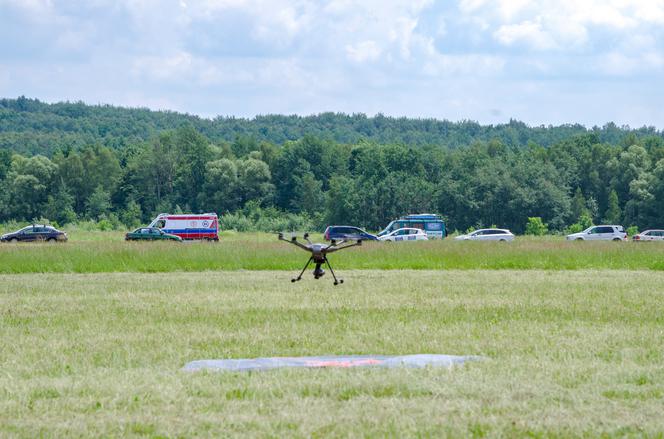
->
(378, 214, 447, 239)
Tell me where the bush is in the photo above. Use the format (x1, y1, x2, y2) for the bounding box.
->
(219, 206, 317, 233)
(626, 225, 639, 236)
(566, 212, 593, 234)
(525, 217, 548, 236)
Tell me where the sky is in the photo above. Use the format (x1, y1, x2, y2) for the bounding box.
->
(1, 0, 664, 127)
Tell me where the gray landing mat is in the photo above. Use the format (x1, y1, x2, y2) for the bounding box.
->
(183, 354, 482, 372)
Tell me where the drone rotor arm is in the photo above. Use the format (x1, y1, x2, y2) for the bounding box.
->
(325, 240, 362, 253)
(278, 234, 311, 251)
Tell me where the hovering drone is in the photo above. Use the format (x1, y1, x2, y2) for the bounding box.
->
(278, 233, 362, 285)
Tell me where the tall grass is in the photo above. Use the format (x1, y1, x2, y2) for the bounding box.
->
(1, 234, 664, 273)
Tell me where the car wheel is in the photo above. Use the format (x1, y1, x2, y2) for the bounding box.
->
(499, 239, 507, 242)
(613, 238, 622, 241)
(9, 238, 18, 243)
(47, 238, 56, 242)
(575, 238, 584, 241)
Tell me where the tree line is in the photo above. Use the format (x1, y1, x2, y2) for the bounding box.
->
(2, 96, 663, 155)
(1, 117, 663, 233)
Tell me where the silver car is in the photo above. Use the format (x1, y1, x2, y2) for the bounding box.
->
(378, 228, 428, 242)
(566, 225, 627, 241)
(454, 228, 515, 242)
(632, 230, 664, 242)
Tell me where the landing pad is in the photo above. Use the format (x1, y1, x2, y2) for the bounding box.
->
(183, 354, 482, 372)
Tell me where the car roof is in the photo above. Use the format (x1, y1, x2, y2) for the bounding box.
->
(326, 225, 367, 231)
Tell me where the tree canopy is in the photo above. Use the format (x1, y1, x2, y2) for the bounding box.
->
(1, 97, 664, 233)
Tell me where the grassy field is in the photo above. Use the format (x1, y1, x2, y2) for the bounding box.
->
(2, 270, 664, 437)
(2, 232, 664, 273)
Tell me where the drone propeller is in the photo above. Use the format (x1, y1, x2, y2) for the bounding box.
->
(277, 232, 362, 284)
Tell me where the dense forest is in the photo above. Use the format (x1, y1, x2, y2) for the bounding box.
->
(1, 96, 664, 233)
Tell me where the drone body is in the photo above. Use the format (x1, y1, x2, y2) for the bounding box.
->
(278, 233, 362, 285)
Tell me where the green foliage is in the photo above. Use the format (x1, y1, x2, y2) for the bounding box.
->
(43, 183, 77, 225)
(525, 217, 548, 236)
(1, 98, 664, 231)
(220, 202, 316, 232)
(566, 212, 594, 234)
(578, 212, 594, 230)
(626, 225, 639, 236)
(603, 189, 622, 224)
(86, 186, 111, 220)
(120, 199, 143, 228)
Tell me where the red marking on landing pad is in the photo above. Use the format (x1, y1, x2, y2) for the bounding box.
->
(304, 359, 384, 368)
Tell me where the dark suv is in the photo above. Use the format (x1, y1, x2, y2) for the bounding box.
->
(324, 225, 378, 241)
(0, 225, 68, 242)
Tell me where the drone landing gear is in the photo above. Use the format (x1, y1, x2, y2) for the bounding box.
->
(290, 256, 343, 285)
(325, 257, 343, 285)
(292, 257, 313, 283)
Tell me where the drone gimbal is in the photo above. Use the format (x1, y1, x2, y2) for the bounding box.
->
(278, 233, 362, 285)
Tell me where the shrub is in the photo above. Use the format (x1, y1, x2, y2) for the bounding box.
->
(626, 225, 639, 236)
(525, 217, 548, 236)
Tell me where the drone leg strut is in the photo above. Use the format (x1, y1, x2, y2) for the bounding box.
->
(293, 257, 313, 282)
(324, 257, 343, 285)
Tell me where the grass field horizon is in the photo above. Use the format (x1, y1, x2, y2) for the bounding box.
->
(2, 232, 664, 273)
(2, 269, 663, 436)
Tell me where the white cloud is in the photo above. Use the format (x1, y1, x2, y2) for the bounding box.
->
(345, 41, 382, 63)
(494, 19, 557, 50)
(1, 0, 664, 127)
(461, 0, 664, 51)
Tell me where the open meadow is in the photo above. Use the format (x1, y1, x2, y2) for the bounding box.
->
(2, 237, 664, 436)
(2, 232, 664, 273)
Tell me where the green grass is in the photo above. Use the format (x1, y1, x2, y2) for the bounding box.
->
(1, 233, 664, 273)
(2, 270, 664, 436)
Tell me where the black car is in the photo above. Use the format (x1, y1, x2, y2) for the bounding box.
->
(324, 225, 378, 241)
(0, 225, 68, 242)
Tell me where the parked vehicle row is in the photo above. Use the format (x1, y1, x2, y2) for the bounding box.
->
(324, 218, 659, 244)
(1, 213, 219, 244)
(1, 213, 662, 245)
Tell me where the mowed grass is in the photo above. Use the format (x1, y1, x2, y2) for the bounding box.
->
(2, 270, 664, 437)
(1, 233, 664, 273)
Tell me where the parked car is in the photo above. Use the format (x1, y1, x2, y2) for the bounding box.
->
(324, 226, 378, 241)
(0, 224, 67, 242)
(378, 227, 429, 242)
(632, 230, 664, 241)
(566, 225, 627, 241)
(125, 227, 183, 242)
(454, 228, 515, 242)
(378, 214, 447, 239)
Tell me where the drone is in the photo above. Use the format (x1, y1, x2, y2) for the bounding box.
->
(278, 233, 362, 285)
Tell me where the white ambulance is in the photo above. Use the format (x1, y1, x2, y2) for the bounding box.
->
(149, 213, 219, 241)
